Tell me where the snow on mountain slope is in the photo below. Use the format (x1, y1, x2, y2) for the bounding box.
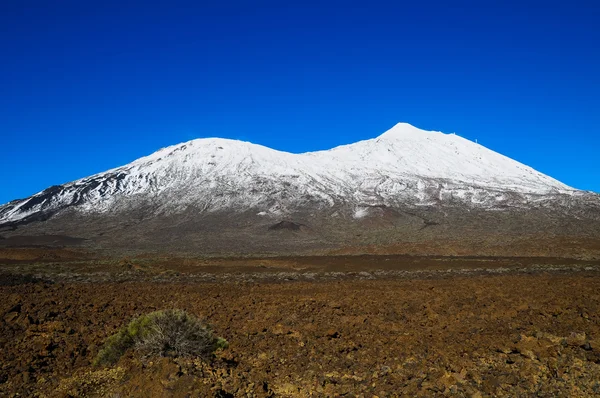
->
(0, 123, 578, 225)
(317, 123, 569, 191)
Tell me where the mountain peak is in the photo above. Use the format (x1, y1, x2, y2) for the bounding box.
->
(378, 122, 438, 138)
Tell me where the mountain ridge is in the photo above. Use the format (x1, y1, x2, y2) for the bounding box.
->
(1, 122, 598, 257)
(0, 123, 581, 225)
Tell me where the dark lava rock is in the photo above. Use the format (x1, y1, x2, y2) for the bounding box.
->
(268, 221, 307, 232)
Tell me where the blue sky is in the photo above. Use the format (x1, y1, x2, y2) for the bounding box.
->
(1, 0, 599, 204)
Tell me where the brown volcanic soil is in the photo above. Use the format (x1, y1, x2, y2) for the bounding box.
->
(2, 259, 600, 397)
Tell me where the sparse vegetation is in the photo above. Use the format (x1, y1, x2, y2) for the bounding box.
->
(94, 309, 226, 366)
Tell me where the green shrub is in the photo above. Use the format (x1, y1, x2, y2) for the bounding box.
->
(94, 309, 226, 366)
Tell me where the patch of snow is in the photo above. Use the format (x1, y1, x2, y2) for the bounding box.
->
(353, 207, 370, 219)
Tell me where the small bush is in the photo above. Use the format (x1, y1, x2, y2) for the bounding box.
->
(94, 309, 226, 366)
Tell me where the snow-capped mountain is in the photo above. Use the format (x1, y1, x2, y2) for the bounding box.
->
(0, 123, 585, 227)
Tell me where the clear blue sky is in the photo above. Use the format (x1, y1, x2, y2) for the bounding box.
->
(1, 0, 599, 204)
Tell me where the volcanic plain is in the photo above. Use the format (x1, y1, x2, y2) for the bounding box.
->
(2, 246, 600, 397)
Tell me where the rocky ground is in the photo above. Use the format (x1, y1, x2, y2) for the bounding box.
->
(2, 254, 600, 397)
